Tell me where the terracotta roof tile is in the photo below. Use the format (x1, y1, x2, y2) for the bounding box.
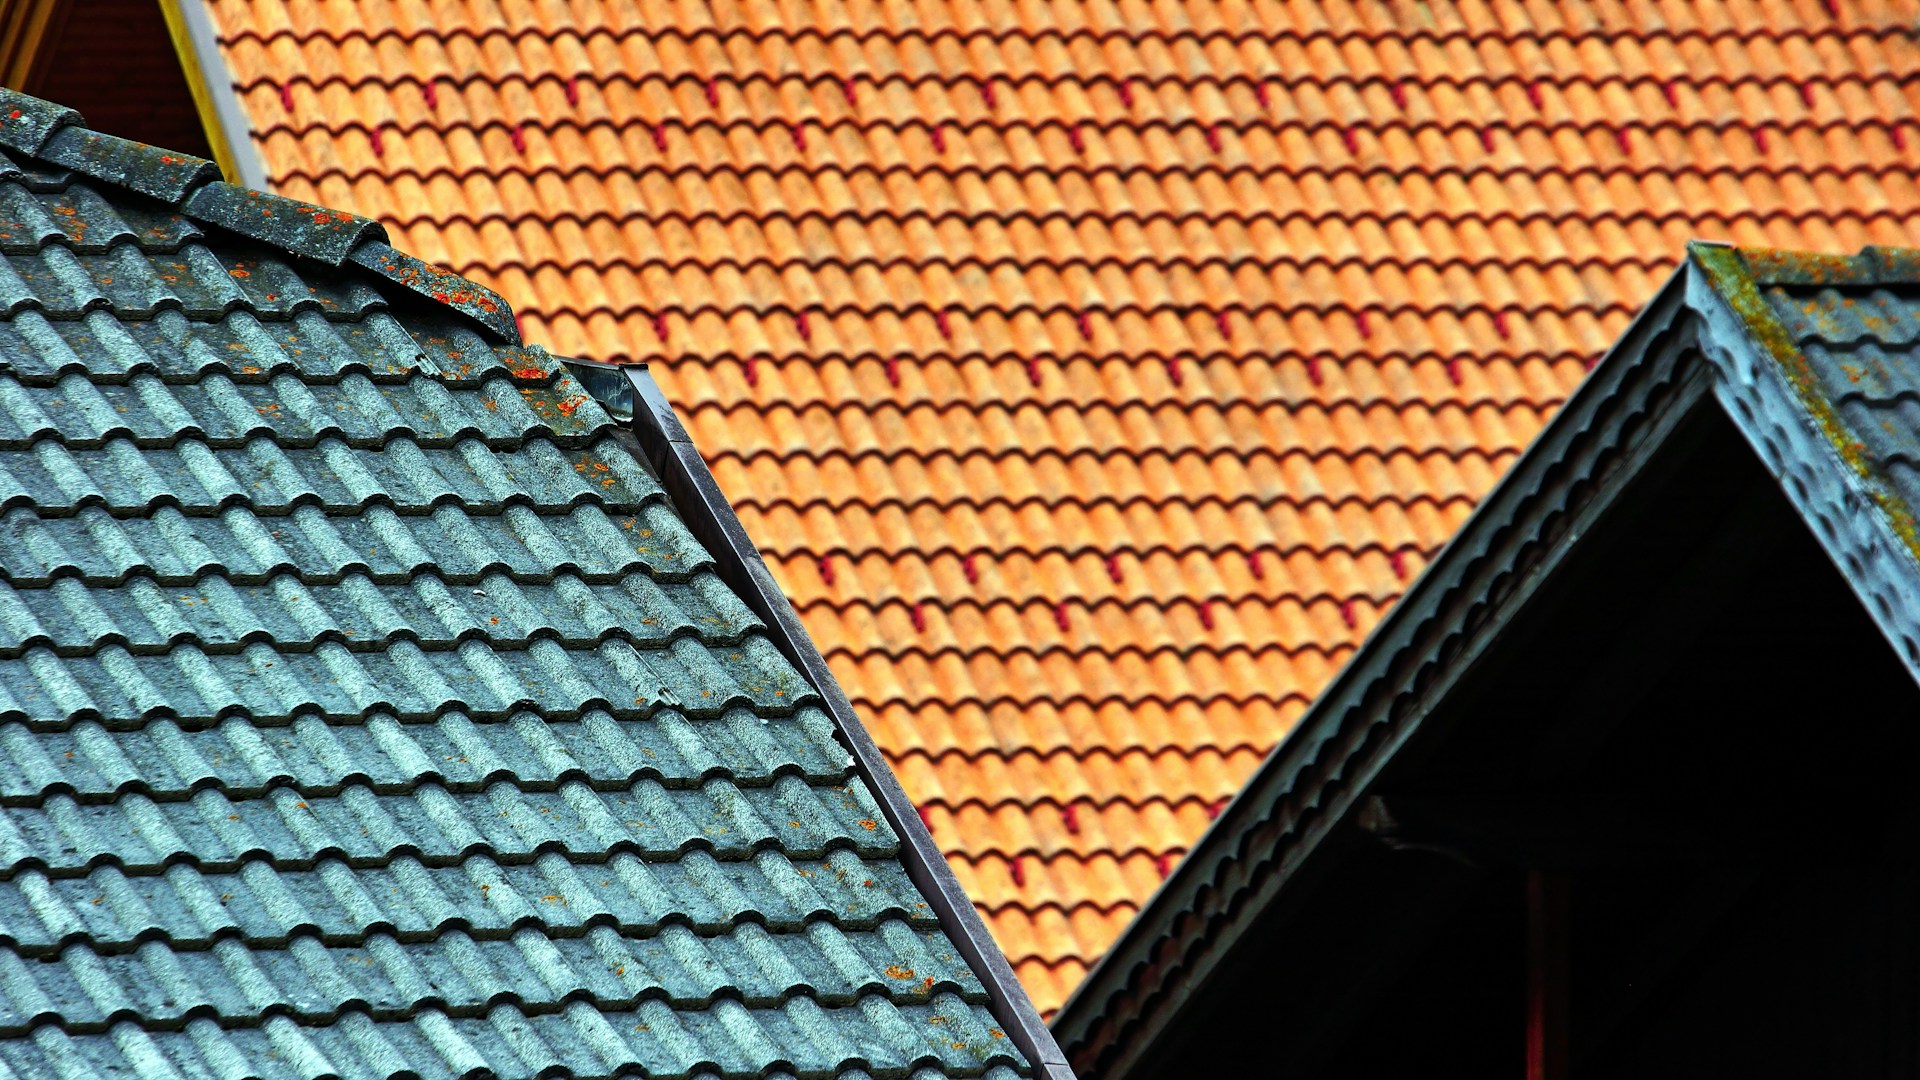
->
(203, 0, 1920, 1013)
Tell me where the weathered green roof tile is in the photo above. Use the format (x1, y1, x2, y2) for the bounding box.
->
(36, 127, 220, 205)
(0, 89, 1032, 1080)
(0, 90, 79, 157)
(180, 181, 386, 267)
(350, 240, 521, 344)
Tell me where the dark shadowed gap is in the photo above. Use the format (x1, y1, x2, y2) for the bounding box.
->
(28, 0, 211, 161)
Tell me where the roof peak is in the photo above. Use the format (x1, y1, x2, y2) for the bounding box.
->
(0, 87, 519, 343)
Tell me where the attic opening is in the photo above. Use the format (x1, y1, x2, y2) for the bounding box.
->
(3, 0, 215, 163)
(1127, 384, 1920, 1078)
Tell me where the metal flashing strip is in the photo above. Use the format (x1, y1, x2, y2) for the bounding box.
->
(621, 363, 1075, 1080)
(156, 0, 267, 190)
(1053, 271, 1707, 1080)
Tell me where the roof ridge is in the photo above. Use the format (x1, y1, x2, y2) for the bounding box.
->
(1729, 243, 1920, 288)
(0, 88, 520, 344)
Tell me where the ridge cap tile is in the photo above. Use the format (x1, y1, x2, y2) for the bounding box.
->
(0, 90, 80, 158)
(34, 128, 221, 208)
(179, 181, 385, 268)
(350, 241, 521, 344)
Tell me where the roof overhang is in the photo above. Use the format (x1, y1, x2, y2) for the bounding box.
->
(1053, 242, 1920, 1078)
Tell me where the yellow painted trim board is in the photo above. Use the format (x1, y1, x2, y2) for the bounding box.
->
(155, 0, 265, 188)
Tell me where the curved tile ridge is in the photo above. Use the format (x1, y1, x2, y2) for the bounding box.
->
(0, 88, 518, 344)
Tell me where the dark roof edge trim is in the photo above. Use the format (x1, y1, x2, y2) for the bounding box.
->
(622, 364, 1074, 1080)
(155, 0, 270, 191)
(1688, 242, 1920, 687)
(1052, 266, 1706, 1078)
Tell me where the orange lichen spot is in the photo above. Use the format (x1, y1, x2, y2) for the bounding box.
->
(857, 819, 877, 830)
(885, 965, 916, 980)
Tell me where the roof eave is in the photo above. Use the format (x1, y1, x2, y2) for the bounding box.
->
(1051, 264, 1710, 1079)
(621, 363, 1077, 1080)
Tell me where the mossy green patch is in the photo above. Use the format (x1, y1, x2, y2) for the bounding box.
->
(1693, 242, 1920, 565)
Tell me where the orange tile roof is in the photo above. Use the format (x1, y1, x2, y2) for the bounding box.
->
(201, 0, 1920, 1014)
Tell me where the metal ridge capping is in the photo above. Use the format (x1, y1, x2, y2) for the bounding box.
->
(622, 363, 1077, 1080)
(0, 87, 518, 343)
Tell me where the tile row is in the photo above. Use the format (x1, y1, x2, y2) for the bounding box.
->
(0, 502, 706, 587)
(0, 307, 527, 387)
(0, 370, 599, 451)
(862, 697, 1308, 760)
(904, 748, 1265, 818)
(0, 919, 985, 1033)
(828, 641, 1360, 713)
(0, 634, 808, 725)
(233, 71, 1920, 133)
(346, 195, 1917, 269)
(709, 445, 1522, 513)
(303, 172, 1920, 253)
(757, 509, 1456, 572)
(805, 602, 1377, 665)
(791, 557, 1421, 626)
(658, 355, 1583, 412)
(1, 994, 1021, 1080)
(0, 569, 756, 657)
(682, 399, 1547, 462)
(507, 305, 1641, 365)
(0, 774, 896, 874)
(0, 847, 939, 951)
(0, 433, 660, 516)
(262, 131, 1920, 219)
(211, 0, 1894, 41)
(0, 706, 852, 801)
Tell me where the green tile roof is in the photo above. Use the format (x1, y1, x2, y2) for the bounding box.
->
(0, 88, 1030, 1080)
